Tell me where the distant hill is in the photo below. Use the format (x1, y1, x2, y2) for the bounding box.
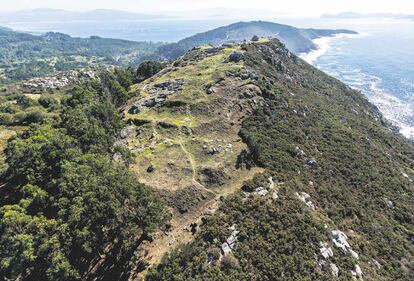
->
(157, 21, 357, 59)
(321, 11, 413, 19)
(0, 9, 167, 23)
(0, 27, 163, 83)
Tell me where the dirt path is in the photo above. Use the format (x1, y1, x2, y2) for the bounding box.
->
(132, 165, 263, 280)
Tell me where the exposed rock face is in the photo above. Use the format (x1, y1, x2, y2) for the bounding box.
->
(20, 70, 96, 92)
(332, 230, 350, 253)
(221, 225, 239, 255)
(320, 242, 334, 259)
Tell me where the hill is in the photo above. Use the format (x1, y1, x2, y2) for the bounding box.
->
(0, 27, 163, 83)
(118, 39, 413, 280)
(321, 12, 413, 19)
(1, 33, 412, 281)
(157, 21, 357, 59)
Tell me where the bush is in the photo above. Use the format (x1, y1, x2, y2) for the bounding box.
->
(136, 61, 165, 82)
(38, 96, 58, 109)
(0, 113, 14, 125)
(16, 95, 38, 109)
(221, 254, 240, 270)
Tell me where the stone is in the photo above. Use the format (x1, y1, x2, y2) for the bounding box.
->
(221, 242, 232, 255)
(249, 72, 259, 80)
(331, 230, 350, 254)
(294, 146, 306, 156)
(306, 158, 317, 166)
(255, 187, 269, 196)
(296, 192, 316, 210)
(143, 98, 157, 107)
(128, 105, 140, 114)
(350, 249, 359, 260)
(206, 87, 215, 94)
(372, 259, 381, 269)
(354, 264, 363, 279)
(330, 263, 339, 277)
(268, 177, 275, 189)
(221, 225, 239, 255)
(229, 52, 244, 63)
(251, 35, 260, 41)
(320, 242, 334, 259)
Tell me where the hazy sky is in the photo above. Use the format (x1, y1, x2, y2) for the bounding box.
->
(0, 0, 413, 16)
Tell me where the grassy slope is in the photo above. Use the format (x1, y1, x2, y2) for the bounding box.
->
(146, 40, 414, 280)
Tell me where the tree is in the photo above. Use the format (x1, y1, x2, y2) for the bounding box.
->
(135, 61, 165, 83)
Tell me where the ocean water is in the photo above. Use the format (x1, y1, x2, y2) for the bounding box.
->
(0, 19, 233, 42)
(296, 19, 414, 140)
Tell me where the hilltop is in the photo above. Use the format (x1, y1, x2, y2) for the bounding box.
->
(120, 39, 413, 280)
(158, 21, 357, 59)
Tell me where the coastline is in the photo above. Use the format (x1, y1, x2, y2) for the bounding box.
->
(300, 33, 414, 141)
(299, 33, 362, 64)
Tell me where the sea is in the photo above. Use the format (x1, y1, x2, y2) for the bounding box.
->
(1, 17, 413, 140)
(294, 18, 414, 141)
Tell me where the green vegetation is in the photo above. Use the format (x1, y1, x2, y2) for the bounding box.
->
(1, 34, 412, 281)
(147, 40, 414, 280)
(0, 28, 163, 84)
(0, 70, 167, 280)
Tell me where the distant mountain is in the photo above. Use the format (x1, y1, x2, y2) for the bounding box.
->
(158, 21, 357, 59)
(321, 11, 414, 19)
(0, 9, 167, 23)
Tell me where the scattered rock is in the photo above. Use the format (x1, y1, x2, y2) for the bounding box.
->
(306, 158, 317, 166)
(268, 177, 275, 189)
(331, 230, 350, 254)
(128, 105, 140, 114)
(350, 249, 359, 260)
(254, 187, 269, 196)
(351, 264, 363, 280)
(372, 259, 381, 269)
(143, 98, 157, 108)
(251, 35, 260, 42)
(320, 242, 334, 259)
(206, 87, 215, 94)
(249, 72, 259, 80)
(221, 225, 240, 255)
(296, 192, 316, 210)
(229, 52, 244, 63)
(294, 146, 306, 156)
(330, 263, 339, 277)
